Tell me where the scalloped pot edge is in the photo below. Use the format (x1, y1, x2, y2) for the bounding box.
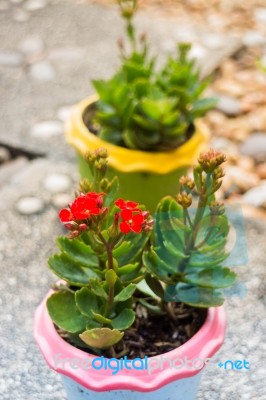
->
(65, 96, 210, 174)
(34, 286, 226, 392)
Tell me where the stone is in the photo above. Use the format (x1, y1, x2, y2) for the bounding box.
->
(30, 121, 63, 139)
(0, 52, 23, 67)
(56, 105, 74, 122)
(15, 196, 45, 215)
(215, 94, 242, 117)
(13, 9, 29, 22)
(254, 8, 266, 24)
(226, 165, 260, 192)
(0, 147, 11, 163)
(19, 36, 44, 55)
(24, 0, 47, 11)
(243, 181, 266, 208)
(52, 193, 72, 208)
(237, 156, 255, 173)
(29, 61, 55, 82)
(43, 174, 71, 194)
(240, 133, 266, 163)
(10, 0, 24, 4)
(189, 44, 207, 61)
(242, 31, 266, 47)
(257, 163, 266, 179)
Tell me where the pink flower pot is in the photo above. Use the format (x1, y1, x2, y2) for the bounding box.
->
(34, 287, 226, 400)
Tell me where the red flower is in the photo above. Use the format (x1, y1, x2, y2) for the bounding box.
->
(119, 209, 145, 234)
(115, 198, 140, 211)
(59, 192, 104, 223)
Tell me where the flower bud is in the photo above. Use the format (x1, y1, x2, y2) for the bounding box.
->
(177, 192, 192, 208)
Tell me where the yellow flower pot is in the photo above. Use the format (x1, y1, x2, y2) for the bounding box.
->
(65, 96, 210, 211)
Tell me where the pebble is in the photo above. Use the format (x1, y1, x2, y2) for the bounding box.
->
(188, 43, 207, 60)
(257, 162, 266, 179)
(10, 0, 24, 4)
(240, 133, 266, 163)
(48, 47, 86, 64)
(30, 121, 63, 139)
(13, 9, 29, 22)
(19, 36, 44, 55)
(254, 8, 266, 24)
(226, 165, 260, 192)
(0, 52, 23, 67)
(0, 147, 11, 163)
(23, 0, 47, 11)
(43, 174, 71, 194)
(201, 34, 226, 50)
(215, 94, 242, 117)
(56, 105, 74, 122)
(243, 181, 266, 208)
(16, 196, 45, 215)
(242, 30, 266, 47)
(29, 60, 55, 82)
(52, 193, 72, 208)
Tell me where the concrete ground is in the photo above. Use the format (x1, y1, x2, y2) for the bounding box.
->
(0, 0, 265, 399)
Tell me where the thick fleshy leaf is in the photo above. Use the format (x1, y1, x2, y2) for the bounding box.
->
(89, 279, 108, 299)
(111, 309, 135, 330)
(75, 288, 100, 318)
(145, 274, 164, 299)
(117, 263, 140, 276)
(165, 283, 224, 307)
(105, 270, 117, 287)
(47, 292, 87, 333)
(92, 312, 112, 325)
(184, 267, 237, 289)
(56, 237, 98, 268)
(79, 328, 124, 349)
(48, 254, 99, 285)
(113, 283, 137, 303)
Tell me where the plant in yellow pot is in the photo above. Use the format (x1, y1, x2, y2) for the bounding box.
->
(66, 0, 216, 211)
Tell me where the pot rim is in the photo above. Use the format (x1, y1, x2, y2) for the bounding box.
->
(34, 285, 226, 392)
(65, 96, 210, 174)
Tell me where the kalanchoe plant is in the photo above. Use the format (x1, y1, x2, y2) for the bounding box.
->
(144, 149, 237, 308)
(91, 0, 216, 151)
(47, 148, 154, 352)
(47, 148, 237, 357)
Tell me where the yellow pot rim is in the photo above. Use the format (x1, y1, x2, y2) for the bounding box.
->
(65, 96, 210, 174)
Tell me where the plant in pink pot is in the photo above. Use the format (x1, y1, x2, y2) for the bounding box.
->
(34, 148, 237, 400)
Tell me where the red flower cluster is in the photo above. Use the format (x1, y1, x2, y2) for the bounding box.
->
(115, 198, 152, 234)
(58, 193, 153, 238)
(59, 192, 105, 234)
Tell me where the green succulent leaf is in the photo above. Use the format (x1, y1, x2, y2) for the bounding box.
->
(47, 291, 87, 333)
(79, 328, 124, 349)
(105, 269, 118, 287)
(183, 267, 237, 289)
(145, 274, 164, 299)
(111, 308, 135, 330)
(165, 283, 224, 308)
(114, 283, 137, 303)
(75, 287, 100, 318)
(89, 279, 108, 299)
(92, 312, 112, 325)
(48, 254, 99, 286)
(56, 237, 98, 268)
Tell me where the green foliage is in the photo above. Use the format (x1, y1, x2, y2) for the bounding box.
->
(47, 149, 153, 351)
(92, 23, 216, 151)
(143, 151, 237, 307)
